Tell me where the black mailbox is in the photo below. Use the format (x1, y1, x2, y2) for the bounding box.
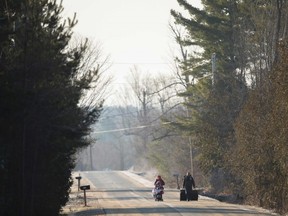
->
(80, 184, 90, 206)
(75, 176, 82, 180)
(80, 185, 90, 190)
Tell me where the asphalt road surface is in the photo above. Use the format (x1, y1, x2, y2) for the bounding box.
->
(78, 171, 276, 216)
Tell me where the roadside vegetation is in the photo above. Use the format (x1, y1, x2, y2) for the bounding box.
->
(0, 0, 106, 215)
(160, 1, 288, 214)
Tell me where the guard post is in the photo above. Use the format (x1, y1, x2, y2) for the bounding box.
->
(173, 173, 180, 189)
(80, 185, 90, 206)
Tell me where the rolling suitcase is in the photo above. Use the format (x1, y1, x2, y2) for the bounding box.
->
(186, 189, 198, 201)
(190, 189, 198, 201)
(180, 189, 186, 201)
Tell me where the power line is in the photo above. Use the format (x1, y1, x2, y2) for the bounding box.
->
(97, 61, 171, 65)
(91, 122, 171, 134)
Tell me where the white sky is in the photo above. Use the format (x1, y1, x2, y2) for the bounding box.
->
(61, 0, 202, 105)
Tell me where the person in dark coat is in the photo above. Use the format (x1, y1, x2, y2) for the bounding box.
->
(183, 171, 196, 201)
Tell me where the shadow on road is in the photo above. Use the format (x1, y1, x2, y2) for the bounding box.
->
(74, 206, 271, 215)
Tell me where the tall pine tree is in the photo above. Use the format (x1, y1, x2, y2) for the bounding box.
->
(171, 0, 247, 192)
(0, 0, 102, 215)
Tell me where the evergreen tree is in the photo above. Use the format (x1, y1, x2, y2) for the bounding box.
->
(171, 0, 247, 192)
(0, 0, 102, 215)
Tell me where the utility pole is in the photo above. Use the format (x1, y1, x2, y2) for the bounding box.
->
(189, 137, 194, 177)
(211, 53, 216, 85)
(89, 145, 93, 170)
(186, 107, 194, 177)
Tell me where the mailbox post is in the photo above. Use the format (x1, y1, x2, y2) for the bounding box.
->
(75, 174, 82, 191)
(80, 185, 90, 206)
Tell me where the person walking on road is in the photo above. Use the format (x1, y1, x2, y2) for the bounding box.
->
(183, 171, 196, 201)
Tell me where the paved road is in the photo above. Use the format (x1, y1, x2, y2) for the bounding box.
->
(78, 171, 276, 216)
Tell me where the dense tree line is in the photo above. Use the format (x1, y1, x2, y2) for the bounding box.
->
(170, 0, 248, 192)
(0, 0, 102, 215)
(232, 40, 288, 214)
(162, 0, 288, 214)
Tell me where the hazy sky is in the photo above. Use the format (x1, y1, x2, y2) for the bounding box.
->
(61, 0, 202, 105)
